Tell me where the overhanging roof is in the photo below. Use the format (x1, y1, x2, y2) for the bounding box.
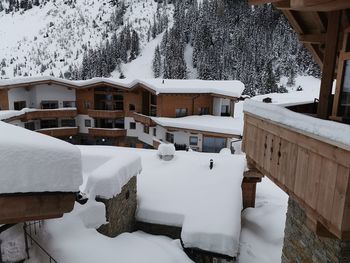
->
(249, 0, 350, 71)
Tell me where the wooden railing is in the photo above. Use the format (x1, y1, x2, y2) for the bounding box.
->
(89, 128, 126, 137)
(23, 109, 77, 121)
(36, 127, 78, 137)
(88, 109, 124, 119)
(132, 112, 156, 127)
(243, 112, 350, 240)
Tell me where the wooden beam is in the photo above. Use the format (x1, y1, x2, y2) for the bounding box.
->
(310, 12, 327, 32)
(291, 0, 350, 12)
(273, 0, 291, 9)
(299, 33, 326, 43)
(248, 0, 282, 5)
(317, 11, 342, 119)
(304, 43, 324, 68)
(282, 10, 304, 34)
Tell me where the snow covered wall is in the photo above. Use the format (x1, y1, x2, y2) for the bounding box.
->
(244, 99, 350, 146)
(0, 121, 82, 193)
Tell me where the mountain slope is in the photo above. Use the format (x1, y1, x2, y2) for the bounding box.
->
(0, 0, 173, 78)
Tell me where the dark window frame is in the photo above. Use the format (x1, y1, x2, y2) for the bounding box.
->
(130, 122, 136, 130)
(166, 132, 174, 143)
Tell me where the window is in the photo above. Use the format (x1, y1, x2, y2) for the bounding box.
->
(221, 105, 230, 116)
(84, 101, 91, 109)
(150, 94, 157, 116)
(189, 136, 198, 146)
(24, 122, 35, 131)
(130, 122, 136, 130)
(153, 128, 157, 137)
(63, 101, 76, 108)
(114, 118, 125, 129)
(144, 125, 149, 134)
(41, 101, 58, 109)
(85, 119, 91, 127)
(175, 108, 187, 118)
(40, 119, 58, 129)
(61, 119, 76, 127)
(14, 101, 26, 110)
(340, 60, 350, 119)
(129, 104, 136, 111)
(199, 107, 209, 115)
(166, 132, 174, 143)
(202, 136, 227, 153)
(95, 90, 124, 111)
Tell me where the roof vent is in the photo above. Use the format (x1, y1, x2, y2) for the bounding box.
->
(158, 143, 175, 161)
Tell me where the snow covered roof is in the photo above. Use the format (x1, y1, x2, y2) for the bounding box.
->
(79, 146, 245, 258)
(0, 121, 83, 194)
(252, 76, 321, 107)
(152, 115, 243, 136)
(79, 147, 142, 199)
(0, 76, 245, 98)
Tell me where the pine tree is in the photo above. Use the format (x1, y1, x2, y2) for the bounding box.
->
(287, 68, 296, 87)
(152, 45, 162, 78)
(129, 30, 140, 61)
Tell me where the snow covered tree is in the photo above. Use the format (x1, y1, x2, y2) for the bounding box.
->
(129, 30, 140, 61)
(152, 45, 162, 78)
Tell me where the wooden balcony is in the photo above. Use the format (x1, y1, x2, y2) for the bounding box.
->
(242, 110, 350, 240)
(88, 109, 124, 119)
(133, 112, 156, 127)
(36, 127, 78, 138)
(22, 108, 77, 121)
(0, 192, 76, 224)
(89, 128, 126, 138)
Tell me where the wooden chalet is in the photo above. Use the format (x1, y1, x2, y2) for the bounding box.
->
(245, 0, 350, 242)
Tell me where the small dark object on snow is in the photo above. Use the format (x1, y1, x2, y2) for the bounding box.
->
(76, 192, 88, 205)
(296, 86, 303, 91)
(263, 97, 272, 103)
(210, 159, 214, 170)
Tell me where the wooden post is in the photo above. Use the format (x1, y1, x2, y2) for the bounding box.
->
(317, 11, 341, 119)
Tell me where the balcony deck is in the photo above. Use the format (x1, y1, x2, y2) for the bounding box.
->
(22, 108, 77, 121)
(132, 112, 156, 127)
(88, 109, 124, 119)
(89, 128, 126, 137)
(242, 104, 350, 240)
(36, 127, 78, 137)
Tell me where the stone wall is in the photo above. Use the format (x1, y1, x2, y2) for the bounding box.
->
(96, 176, 137, 237)
(282, 197, 350, 263)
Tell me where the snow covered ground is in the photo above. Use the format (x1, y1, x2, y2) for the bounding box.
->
(239, 177, 288, 263)
(25, 205, 193, 263)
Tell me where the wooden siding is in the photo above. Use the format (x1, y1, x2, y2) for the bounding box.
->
(124, 91, 142, 117)
(37, 127, 78, 137)
(76, 88, 94, 115)
(23, 109, 77, 121)
(0, 192, 76, 224)
(89, 128, 127, 137)
(88, 109, 124, 119)
(156, 94, 213, 117)
(243, 112, 350, 239)
(0, 89, 9, 110)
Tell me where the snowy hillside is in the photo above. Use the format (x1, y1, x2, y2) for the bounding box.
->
(0, 0, 173, 78)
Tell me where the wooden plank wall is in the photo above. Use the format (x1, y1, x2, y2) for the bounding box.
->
(243, 112, 350, 239)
